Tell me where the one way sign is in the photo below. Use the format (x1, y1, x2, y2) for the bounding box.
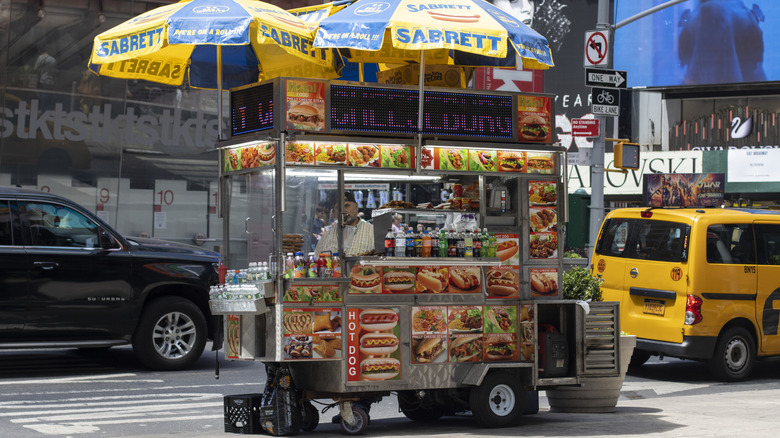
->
(585, 68, 627, 88)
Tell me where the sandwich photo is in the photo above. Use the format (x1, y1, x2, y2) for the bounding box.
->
(382, 268, 416, 293)
(360, 357, 400, 381)
(486, 269, 520, 298)
(520, 342, 535, 361)
(484, 333, 517, 361)
(413, 337, 446, 363)
(519, 114, 550, 142)
(416, 268, 448, 293)
(449, 267, 481, 293)
(225, 148, 240, 171)
(441, 148, 466, 171)
(359, 333, 399, 356)
(449, 335, 482, 362)
(527, 155, 555, 173)
(287, 103, 324, 130)
(497, 151, 525, 172)
(349, 266, 381, 294)
(359, 308, 399, 332)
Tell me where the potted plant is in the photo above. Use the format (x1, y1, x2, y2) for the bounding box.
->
(546, 267, 636, 413)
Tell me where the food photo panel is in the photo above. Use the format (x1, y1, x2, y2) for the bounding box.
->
(347, 307, 401, 382)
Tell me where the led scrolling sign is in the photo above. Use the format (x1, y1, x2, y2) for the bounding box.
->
(230, 80, 548, 142)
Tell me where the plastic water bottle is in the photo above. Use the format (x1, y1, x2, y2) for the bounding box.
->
(395, 228, 406, 257)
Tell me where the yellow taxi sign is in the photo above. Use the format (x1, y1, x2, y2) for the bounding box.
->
(614, 142, 640, 170)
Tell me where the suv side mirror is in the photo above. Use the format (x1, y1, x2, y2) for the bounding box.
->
(99, 228, 121, 249)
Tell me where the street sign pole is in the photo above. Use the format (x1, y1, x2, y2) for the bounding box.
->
(588, 0, 611, 261)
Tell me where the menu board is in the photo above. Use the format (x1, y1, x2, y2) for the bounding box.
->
(408, 305, 527, 365)
(281, 308, 342, 360)
(286, 79, 326, 132)
(421, 147, 538, 174)
(517, 94, 552, 144)
(347, 308, 401, 382)
(222, 142, 276, 173)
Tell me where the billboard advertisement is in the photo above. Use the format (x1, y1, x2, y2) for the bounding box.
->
(615, 0, 780, 88)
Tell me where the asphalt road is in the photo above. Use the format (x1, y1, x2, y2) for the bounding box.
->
(1, 347, 779, 437)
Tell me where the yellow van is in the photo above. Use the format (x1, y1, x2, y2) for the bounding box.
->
(592, 207, 780, 381)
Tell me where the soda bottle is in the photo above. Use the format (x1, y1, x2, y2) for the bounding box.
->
(414, 228, 423, 257)
(422, 230, 432, 257)
(488, 232, 498, 257)
(438, 228, 448, 257)
(481, 228, 490, 257)
(317, 252, 329, 277)
(464, 230, 474, 257)
(384, 228, 395, 257)
(406, 227, 414, 257)
(332, 252, 342, 278)
(395, 228, 406, 257)
(431, 228, 439, 253)
(456, 230, 465, 257)
(473, 229, 482, 257)
(307, 252, 318, 278)
(293, 252, 306, 278)
(448, 230, 457, 257)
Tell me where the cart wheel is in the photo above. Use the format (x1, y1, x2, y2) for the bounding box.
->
(300, 402, 319, 432)
(398, 391, 445, 422)
(340, 406, 368, 435)
(469, 372, 523, 428)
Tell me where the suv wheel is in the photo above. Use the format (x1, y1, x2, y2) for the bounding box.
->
(709, 326, 755, 382)
(132, 297, 207, 371)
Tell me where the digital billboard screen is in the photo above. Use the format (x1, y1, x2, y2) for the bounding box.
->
(615, 0, 780, 88)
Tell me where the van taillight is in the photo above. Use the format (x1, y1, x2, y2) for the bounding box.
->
(685, 295, 703, 325)
(640, 210, 653, 218)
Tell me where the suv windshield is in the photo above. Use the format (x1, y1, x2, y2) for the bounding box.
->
(596, 218, 690, 262)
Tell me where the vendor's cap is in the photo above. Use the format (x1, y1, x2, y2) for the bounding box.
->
(344, 192, 356, 203)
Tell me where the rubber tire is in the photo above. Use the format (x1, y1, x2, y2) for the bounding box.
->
(132, 297, 207, 371)
(340, 406, 368, 435)
(398, 390, 446, 422)
(629, 350, 652, 368)
(300, 402, 319, 432)
(469, 372, 523, 428)
(709, 326, 755, 382)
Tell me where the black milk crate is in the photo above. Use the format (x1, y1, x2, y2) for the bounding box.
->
(224, 393, 263, 434)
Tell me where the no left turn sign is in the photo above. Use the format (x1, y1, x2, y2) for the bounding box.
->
(584, 30, 610, 67)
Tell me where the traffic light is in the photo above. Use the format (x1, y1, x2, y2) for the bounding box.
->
(614, 142, 640, 170)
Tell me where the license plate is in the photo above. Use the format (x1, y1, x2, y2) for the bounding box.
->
(643, 299, 665, 316)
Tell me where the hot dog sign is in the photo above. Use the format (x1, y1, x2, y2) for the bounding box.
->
(347, 307, 402, 382)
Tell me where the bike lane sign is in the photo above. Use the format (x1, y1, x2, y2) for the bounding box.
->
(591, 87, 620, 116)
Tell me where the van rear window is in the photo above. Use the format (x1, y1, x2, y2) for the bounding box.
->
(596, 218, 689, 262)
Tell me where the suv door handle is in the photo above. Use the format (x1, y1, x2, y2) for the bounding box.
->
(33, 261, 59, 270)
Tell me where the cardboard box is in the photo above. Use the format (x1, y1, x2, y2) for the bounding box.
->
(376, 64, 466, 88)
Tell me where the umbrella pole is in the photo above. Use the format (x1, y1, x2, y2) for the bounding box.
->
(359, 62, 364, 82)
(417, 53, 425, 165)
(217, 45, 223, 141)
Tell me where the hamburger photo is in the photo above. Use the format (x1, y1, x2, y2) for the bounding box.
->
(497, 151, 525, 172)
(287, 103, 324, 130)
(527, 155, 555, 173)
(413, 337, 446, 363)
(484, 333, 517, 361)
(519, 114, 550, 141)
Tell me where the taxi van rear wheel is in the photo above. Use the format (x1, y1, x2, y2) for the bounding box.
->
(709, 326, 755, 382)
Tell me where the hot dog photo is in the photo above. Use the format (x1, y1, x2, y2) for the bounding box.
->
(382, 267, 416, 294)
(527, 153, 555, 174)
(486, 267, 520, 298)
(348, 307, 401, 382)
(495, 236, 520, 264)
(349, 266, 382, 294)
(416, 267, 448, 293)
(530, 268, 559, 297)
(448, 267, 481, 293)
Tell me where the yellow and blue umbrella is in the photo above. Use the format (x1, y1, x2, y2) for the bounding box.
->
(88, 0, 343, 138)
(313, 0, 554, 70)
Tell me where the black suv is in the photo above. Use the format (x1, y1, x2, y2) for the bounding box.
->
(0, 186, 221, 370)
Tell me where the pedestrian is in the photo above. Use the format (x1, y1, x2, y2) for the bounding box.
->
(34, 47, 57, 111)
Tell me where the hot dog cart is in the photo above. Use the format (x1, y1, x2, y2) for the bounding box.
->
(210, 78, 621, 435)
